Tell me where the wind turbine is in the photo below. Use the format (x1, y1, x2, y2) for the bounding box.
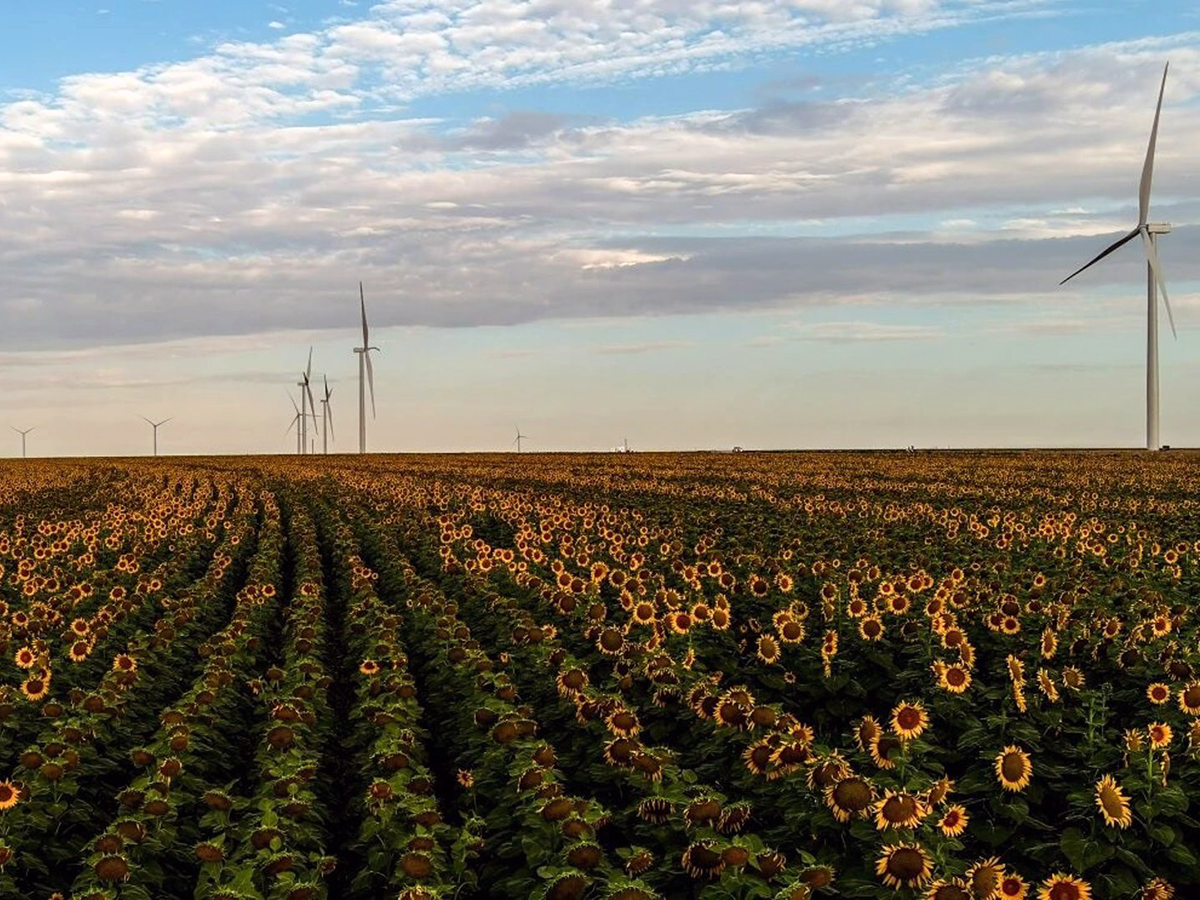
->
(287, 393, 302, 454)
(11, 427, 33, 459)
(321, 376, 334, 455)
(1059, 62, 1176, 451)
(142, 417, 171, 456)
(513, 424, 528, 453)
(297, 349, 317, 455)
(354, 283, 379, 454)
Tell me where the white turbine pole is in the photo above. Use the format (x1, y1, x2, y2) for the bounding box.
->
(321, 375, 334, 455)
(1059, 62, 1175, 451)
(354, 282, 378, 454)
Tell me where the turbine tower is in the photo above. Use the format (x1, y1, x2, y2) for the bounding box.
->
(354, 283, 379, 454)
(1059, 62, 1176, 451)
(11, 427, 33, 459)
(513, 424, 528, 453)
(297, 349, 317, 455)
(321, 376, 335, 455)
(142, 417, 171, 456)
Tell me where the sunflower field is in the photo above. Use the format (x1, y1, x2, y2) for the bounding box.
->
(0, 451, 1196, 900)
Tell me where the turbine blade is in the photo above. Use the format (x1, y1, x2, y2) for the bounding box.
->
(306, 347, 313, 381)
(1139, 62, 1169, 228)
(360, 282, 369, 347)
(1142, 230, 1177, 339)
(290, 394, 300, 414)
(1059, 228, 1139, 285)
(365, 351, 376, 418)
(328, 409, 335, 442)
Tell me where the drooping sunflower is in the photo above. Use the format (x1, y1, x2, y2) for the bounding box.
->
(968, 857, 1005, 900)
(1094, 775, 1131, 828)
(1037, 669, 1060, 703)
(853, 715, 882, 753)
(994, 746, 1032, 792)
(926, 776, 954, 806)
(938, 804, 968, 837)
(873, 790, 927, 831)
(1148, 723, 1173, 749)
(1140, 877, 1174, 900)
(927, 879, 972, 900)
(681, 842, 725, 880)
(875, 844, 933, 890)
(823, 775, 875, 823)
(1037, 874, 1091, 900)
(870, 733, 903, 770)
(891, 701, 929, 741)
(1061, 667, 1085, 691)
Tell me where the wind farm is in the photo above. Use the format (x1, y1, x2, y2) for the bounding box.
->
(2, 8, 1200, 898)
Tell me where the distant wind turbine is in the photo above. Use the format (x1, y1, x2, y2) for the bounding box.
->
(142, 417, 171, 456)
(1059, 62, 1177, 451)
(297, 348, 317, 455)
(321, 376, 335, 455)
(354, 282, 379, 454)
(287, 393, 302, 454)
(11, 427, 33, 459)
(513, 424, 529, 453)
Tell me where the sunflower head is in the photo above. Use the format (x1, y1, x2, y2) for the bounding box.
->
(994, 746, 1032, 792)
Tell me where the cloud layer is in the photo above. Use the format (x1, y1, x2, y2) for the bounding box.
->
(0, 6, 1197, 354)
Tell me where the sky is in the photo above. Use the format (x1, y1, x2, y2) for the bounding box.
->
(0, 1, 1198, 455)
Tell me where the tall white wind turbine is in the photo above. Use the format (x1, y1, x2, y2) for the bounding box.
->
(321, 376, 335, 455)
(142, 417, 171, 456)
(297, 348, 317, 455)
(354, 283, 379, 454)
(11, 427, 33, 459)
(1059, 62, 1176, 451)
(513, 424, 529, 453)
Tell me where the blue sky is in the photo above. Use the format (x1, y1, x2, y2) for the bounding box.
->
(0, 1, 1198, 454)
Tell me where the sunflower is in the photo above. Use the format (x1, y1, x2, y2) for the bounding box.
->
(968, 857, 1005, 899)
(0, 781, 20, 811)
(995, 746, 1032, 792)
(1040, 627, 1058, 659)
(681, 842, 725, 880)
(999, 874, 1028, 899)
(854, 715, 882, 752)
(13, 647, 36, 670)
(938, 804, 968, 837)
(359, 659, 380, 676)
(823, 776, 875, 823)
(927, 880, 972, 900)
(457, 769, 474, 789)
(112, 654, 137, 673)
(1006, 655, 1025, 685)
(870, 733, 903, 770)
(858, 616, 884, 641)
(1140, 878, 1174, 900)
(1148, 723, 1172, 749)
(1038, 874, 1091, 900)
(926, 776, 954, 806)
(1147, 683, 1171, 705)
(1177, 682, 1200, 716)
(68, 641, 91, 663)
(935, 661, 972, 694)
(873, 790, 927, 830)
(1094, 775, 1131, 828)
(21, 673, 50, 702)
(891, 701, 929, 741)
(1061, 667, 1085, 691)
(1037, 670, 1060, 703)
(756, 635, 781, 665)
(875, 844, 933, 890)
